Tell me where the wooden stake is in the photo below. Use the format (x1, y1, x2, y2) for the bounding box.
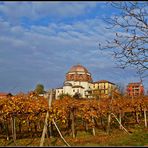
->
(40, 111, 49, 146)
(70, 109, 75, 138)
(119, 112, 122, 129)
(11, 117, 17, 145)
(107, 113, 111, 134)
(40, 90, 52, 147)
(111, 113, 129, 134)
(52, 119, 70, 147)
(92, 117, 96, 136)
(144, 108, 147, 128)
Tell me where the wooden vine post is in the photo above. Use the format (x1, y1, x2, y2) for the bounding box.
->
(4, 120, 10, 141)
(107, 112, 111, 134)
(70, 108, 75, 138)
(144, 108, 147, 128)
(107, 91, 113, 134)
(11, 116, 16, 145)
(40, 90, 52, 147)
(92, 116, 96, 136)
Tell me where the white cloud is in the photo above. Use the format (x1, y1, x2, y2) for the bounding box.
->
(0, 13, 146, 93)
(0, 2, 98, 24)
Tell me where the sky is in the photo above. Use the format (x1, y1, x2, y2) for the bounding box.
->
(0, 1, 147, 94)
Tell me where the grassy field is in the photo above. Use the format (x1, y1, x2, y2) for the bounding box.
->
(0, 126, 148, 146)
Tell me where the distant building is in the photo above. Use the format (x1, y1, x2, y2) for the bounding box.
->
(55, 64, 93, 99)
(126, 82, 144, 97)
(0, 92, 12, 98)
(55, 64, 118, 99)
(92, 80, 117, 98)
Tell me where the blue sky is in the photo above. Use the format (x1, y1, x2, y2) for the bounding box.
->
(0, 1, 147, 94)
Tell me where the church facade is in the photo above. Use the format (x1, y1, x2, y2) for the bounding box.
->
(55, 64, 117, 99)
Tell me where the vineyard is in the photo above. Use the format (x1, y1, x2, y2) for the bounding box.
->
(0, 92, 148, 146)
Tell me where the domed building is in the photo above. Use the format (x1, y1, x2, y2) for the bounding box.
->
(55, 64, 118, 99)
(55, 64, 93, 99)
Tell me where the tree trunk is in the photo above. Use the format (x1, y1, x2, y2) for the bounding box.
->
(134, 111, 139, 124)
(100, 116, 106, 131)
(49, 121, 53, 138)
(100, 116, 103, 127)
(38, 121, 41, 131)
(28, 121, 31, 132)
(34, 122, 37, 132)
(136, 111, 140, 124)
(85, 121, 88, 132)
(0, 122, 2, 133)
(67, 118, 71, 136)
(19, 121, 22, 133)
(4, 121, 10, 141)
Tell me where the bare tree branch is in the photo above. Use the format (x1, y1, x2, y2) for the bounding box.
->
(100, 2, 148, 77)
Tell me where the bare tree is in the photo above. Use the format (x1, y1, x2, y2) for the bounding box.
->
(100, 2, 148, 78)
(116, 82, 125, 96)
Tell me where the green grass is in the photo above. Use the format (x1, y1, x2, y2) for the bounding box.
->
(0, 127, 147, 146)
(71, 127, 148, 146)
(108, 128, 148, 146)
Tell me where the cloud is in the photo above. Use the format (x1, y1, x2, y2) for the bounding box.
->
(0, 5, 147, 94)
(0, 2, 98, 24)
(0, 17, 113, 92)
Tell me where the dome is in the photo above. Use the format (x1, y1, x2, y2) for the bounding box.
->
(65, 64, 93, 82)
(69, 64, 89, 73)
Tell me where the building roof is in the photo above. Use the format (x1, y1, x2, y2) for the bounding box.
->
(93, 80, 115, 85)
(68, 64, 89, 73)
(0, 92, 8, 96)
(66, 64, 93, 82)
(0, 92, 12, 97)
(72, 85, 84, 89)
(127, 82, 143, 87)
